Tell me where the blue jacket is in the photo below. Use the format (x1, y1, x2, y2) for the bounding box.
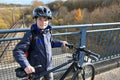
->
(13, 24, 63, 73)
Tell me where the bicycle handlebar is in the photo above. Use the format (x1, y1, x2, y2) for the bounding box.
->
(83, 49, 100, 58)
(65, 44, 100, 60)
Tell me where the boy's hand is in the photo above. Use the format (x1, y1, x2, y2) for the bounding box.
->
(24, 66, 35, 74)
(62, 41, 68, 47)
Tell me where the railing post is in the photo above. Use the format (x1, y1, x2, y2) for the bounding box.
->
(79, 27, 87, 47)
(78, 27, 87, 67)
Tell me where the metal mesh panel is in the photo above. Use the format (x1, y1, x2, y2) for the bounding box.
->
(0, 40, 20, 80)
(86, 29, 120, 59)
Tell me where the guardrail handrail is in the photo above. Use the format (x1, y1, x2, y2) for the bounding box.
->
(0, 22, 120, 34)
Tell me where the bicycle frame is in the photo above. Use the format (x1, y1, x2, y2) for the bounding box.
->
(28, 45, 99, 80)
(34, 58, 73, 79)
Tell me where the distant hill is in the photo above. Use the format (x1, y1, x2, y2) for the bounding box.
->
(0, 3, 30, 8)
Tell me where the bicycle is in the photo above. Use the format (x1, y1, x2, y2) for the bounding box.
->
(15, 44, 100, 80)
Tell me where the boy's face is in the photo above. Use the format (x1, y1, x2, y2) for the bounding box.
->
(36, 17, 49, 29)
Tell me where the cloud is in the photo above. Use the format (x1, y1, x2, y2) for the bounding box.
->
(0, 0, 56, 5)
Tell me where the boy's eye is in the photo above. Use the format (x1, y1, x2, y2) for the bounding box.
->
(43, 17, 48, 20)
(38, 17, 48, 21)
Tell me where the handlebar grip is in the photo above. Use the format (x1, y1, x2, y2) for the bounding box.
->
(15, 67, 27, 78)
(65, 44, 74, 49)
(15, 65, 42, 78)
(86, 50, 100, 58)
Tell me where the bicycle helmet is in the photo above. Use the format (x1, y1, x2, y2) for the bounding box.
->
(33, 6, 52, 19)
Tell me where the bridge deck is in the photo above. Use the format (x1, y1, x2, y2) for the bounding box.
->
(95, 67, 120, 80)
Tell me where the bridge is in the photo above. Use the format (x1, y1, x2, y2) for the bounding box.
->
(0, 22, 120, 80)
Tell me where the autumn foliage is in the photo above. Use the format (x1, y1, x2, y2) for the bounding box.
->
(74, 8, 83, 22)
(49, 0, 120, 25)
(0, 8, 22, 29)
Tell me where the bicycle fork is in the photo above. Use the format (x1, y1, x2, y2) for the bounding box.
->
(71, 67, 85, 80)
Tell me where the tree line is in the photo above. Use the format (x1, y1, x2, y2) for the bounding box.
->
(47, 0, 120, 25)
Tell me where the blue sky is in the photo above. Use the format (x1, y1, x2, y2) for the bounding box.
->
(0, 0, 56, 5)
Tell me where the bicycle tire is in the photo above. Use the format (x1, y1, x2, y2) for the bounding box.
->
(73, 63, 95, 80)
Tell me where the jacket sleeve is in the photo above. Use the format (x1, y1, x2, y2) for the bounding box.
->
(13, 31, 32, 69)
(51, 37, 63, 48)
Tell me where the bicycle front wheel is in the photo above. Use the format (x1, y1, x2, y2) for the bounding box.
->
(74, 63, 95, 80)
(83, 63, 95, 80)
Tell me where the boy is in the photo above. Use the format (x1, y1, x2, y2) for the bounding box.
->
(13, 6, 68, 80)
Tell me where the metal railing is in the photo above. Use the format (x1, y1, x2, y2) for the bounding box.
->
(0, 22, 120, 80)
